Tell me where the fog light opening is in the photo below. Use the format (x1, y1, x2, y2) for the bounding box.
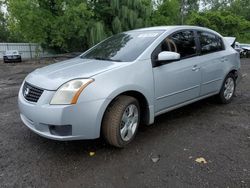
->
(49, 125, 72, 136)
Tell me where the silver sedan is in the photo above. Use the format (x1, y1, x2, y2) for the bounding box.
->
(18, 26, 241, 147)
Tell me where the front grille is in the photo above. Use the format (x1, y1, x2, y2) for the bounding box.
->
(23, 82, 44, 103)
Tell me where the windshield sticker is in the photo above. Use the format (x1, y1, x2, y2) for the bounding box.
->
(138, 33, 159, 38)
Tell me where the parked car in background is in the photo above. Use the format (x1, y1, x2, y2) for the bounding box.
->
(18, 26, 241, 147)
(235, 42, 244, 56)
(240, 44, 250, 58)
(3, 50, 22, 63)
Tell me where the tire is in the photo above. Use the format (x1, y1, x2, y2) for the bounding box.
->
(217, 73, 236, 104)
(102, 95, 140, 148)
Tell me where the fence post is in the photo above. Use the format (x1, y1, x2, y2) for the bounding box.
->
(29, 43, 32, 59)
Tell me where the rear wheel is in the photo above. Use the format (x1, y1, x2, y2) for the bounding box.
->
(102, 95, 140, 148)
(217, 73, 236, 104)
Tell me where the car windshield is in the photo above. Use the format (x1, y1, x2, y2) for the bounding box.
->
(81, 30, 164, 62)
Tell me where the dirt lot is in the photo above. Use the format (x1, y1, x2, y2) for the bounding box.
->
(0, 59, 250, 188)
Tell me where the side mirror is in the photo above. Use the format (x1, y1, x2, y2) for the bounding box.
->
(158, 51, 180, 62)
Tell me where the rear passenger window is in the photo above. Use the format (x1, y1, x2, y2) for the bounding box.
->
(198, 31, 224, 54)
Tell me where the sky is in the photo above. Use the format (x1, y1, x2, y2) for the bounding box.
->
(0, 4, 7, 14)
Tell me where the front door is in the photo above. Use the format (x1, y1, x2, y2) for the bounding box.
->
(152, 30, 202, 113)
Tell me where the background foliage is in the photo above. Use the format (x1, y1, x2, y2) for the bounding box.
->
(0, 0, 250, 52)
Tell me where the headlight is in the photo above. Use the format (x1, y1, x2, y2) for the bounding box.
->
(50, 79, 94, 105)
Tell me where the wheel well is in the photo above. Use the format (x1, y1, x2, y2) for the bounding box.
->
(110, 91, 150, 125)
(229, 70, 238, 80)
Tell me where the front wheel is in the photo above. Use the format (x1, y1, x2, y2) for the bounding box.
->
(217, 73, 236, 104)
(102, 95, 140, 148)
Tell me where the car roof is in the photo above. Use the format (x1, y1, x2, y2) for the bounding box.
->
(134, 25, 208, 31)
(131, 25, 222, 36)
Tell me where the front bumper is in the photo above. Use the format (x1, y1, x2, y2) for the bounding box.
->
(4, 56, 21, 62)
(18, 83, 110, 140)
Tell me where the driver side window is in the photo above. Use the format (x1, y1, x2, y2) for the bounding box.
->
(169, 30, 197, 58)
(152, 30, 198, 61)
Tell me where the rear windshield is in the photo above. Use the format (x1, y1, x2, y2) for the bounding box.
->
(81, 30, 164, 62)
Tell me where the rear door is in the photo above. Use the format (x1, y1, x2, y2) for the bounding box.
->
(197, 31, 226, 96)
(152, 30, 202, 113)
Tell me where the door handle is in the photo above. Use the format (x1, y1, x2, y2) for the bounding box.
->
(192, 65, 200, 71)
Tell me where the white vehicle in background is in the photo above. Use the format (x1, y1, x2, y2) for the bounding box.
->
(235, 42, 244, 55)
(3, 50, 22, 63)
(240, 43, 250, 58)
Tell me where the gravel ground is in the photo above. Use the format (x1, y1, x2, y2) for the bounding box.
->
(0, 59, 249, 188)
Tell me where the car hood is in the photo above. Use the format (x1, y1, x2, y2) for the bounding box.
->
(25, 57, 124, 90)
